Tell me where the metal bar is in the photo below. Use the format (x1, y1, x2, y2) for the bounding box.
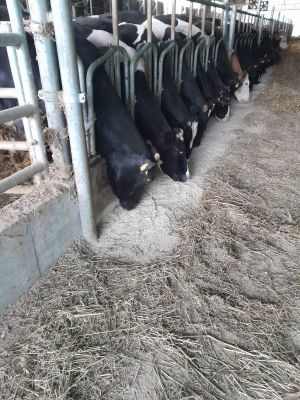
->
(7, 0, 47, 166)
(178, 39, 194, 90)
(50, 0, 97, 242)
(192, 0, 226, 11)
(222, 0, 229, 41)
(0, 140, 29, 151)
(0, 88, 18, 98)
(193, 37, 206, 76)
(211, 7, 216, 37)
(228, 5, 237, 60)
(0, 162, 46, 194)
(201, 4, 206, 37)
(90, 0, 93, 15)
(157, 41, 175, 107)
(111, 0, 121, 97)
(129, 43, 151, 119)
(86, 47, 116, 155)
(1, 22, 35, 162)
(0, 104, 35, 124)
(188, 2, 193, 38)
(171, 0, 176, 41)
(77, 56, 89, 154)
(258, 15, 264, 44)
(28, 0, 71, 171)
(0, 32, 24, 47)
(146, 0, 153, 91)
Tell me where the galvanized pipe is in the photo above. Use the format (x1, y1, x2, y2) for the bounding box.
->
(157, 41, 175, 107)
(171, 0, 176, 41)
(111, 0, 121, 97)
(7, 0, 47, 167)
(146, 0, 153, 91)
(129, 43, 151, 119)
(258, 15, 264, 44)
(0, 88, 18, 98)
(28, 0, 71, 172)
(0, 140, 29, 151)
(201, 5, 206, 37)
(86, 47, 116, 155)
(193, 37, 206, 76)
(178, 39, 194, 90)
(90, 0, 93, 15)
(188, 2, 193, 38)
(0, 104, 35, 124)
(50, 0, 97, 242)
(0, 162, 46, 194)
(222, 0, 229, 41)
(0, 32, 24, 47)
(211, 7, 216, 37)
(1, 22, 35, 161)
(255, 0, 262, 29)
(228, 5, 237, 60)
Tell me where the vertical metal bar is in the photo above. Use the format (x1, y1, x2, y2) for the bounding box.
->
(254, 0, 262, 29)
(0, 22, 35, 161)
(171, 0, 176, 41)
(90, 0, 93, 15)
(28, 0, 71, 171)
(112, 0, 121, 97)
(237, 12, 241, 34)
(222, 0, 229, 41)
(228, 5, 237, 60)
(50, 0, 97, 242)
(188, 2, 193, 38)
(6, 0, 47, 167)
(146, 0, 153, 90)
(201, 5, 206, 37)
(258, 15, 264, 44)
(211, 7, 216, 37)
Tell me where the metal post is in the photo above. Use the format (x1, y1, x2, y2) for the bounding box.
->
(146, 0, 153, 90)
(201, 4, 206, 37)
(255, 0, 262, 29)
(228, 5, 237, 60)
(171, 0, 176, 41)
(111, 0, 121, 97)
(90, 0, 93, 15)
(188, 2, 193, 38)
(211, 7, 216, 37)
(6, 1, 47, 167)
(50, 0, 97, 242)
(258, 15, 264, 44)
(222, 0, 229, 40)
(28, 0, 71, 172)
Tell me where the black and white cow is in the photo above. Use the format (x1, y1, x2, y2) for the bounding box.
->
(75, 34, 157, 210)
(73, 18, 190, 182)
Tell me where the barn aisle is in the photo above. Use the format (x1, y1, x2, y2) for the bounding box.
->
(0, 43, 299, 399)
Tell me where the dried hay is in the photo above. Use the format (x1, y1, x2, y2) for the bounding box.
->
(0, 124, 31, 180)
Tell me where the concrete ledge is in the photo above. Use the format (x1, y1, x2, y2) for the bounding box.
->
(0, 158, 115, 312)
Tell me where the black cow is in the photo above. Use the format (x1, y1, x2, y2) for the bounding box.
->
(73, 19, 189, 182)
(74, 35, 156, 209)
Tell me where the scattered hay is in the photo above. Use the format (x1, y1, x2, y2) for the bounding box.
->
(257, 81, 300, 115)
(0, 124, 31, 180)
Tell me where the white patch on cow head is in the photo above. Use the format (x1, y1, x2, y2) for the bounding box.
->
(175, 128, 184, 142)
(175, 18, 201, 38)
(234, 73, 250, 103)
(87, 30, 145, 71)
(185, 166, 190, 180)
(190, 120, 198, 149)
(215, 105, 230, 122)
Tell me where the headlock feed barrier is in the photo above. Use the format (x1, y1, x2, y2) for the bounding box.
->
(0, 0, 293, 242)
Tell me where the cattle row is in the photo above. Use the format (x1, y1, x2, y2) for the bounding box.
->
(0, 7, 283, 209)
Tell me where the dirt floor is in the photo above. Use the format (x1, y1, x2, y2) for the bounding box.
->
(0, 43, 299, 400)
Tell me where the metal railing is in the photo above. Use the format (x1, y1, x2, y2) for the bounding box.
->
(0, 1, 48, 194)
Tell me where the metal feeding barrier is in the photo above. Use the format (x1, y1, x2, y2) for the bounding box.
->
(0, 0, 292, 242)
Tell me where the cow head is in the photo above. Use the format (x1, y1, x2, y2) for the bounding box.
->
(234, 73, 250, 103)
(214, 104, 230, 122)
(107, 156, 156, 210)
(160, 137, 189, 183)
